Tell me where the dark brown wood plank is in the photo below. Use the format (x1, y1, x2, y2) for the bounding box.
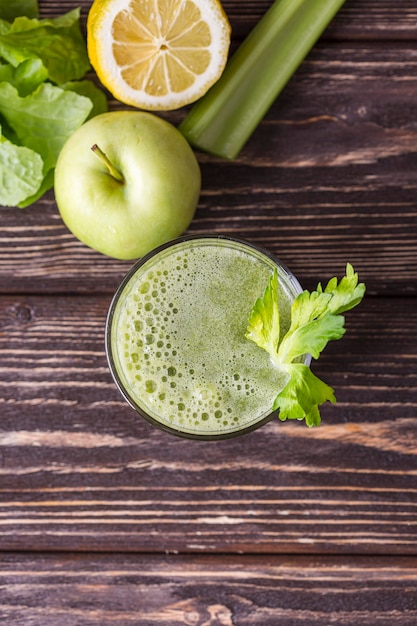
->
(39, 1, 417, 41)
(1, 554, 416, 625)
(1, 294, 416, 554)
(2, 41, 417, 296)
(329, 0, 417, 40)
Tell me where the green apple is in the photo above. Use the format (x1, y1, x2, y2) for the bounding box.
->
(54, 111, 201, 260)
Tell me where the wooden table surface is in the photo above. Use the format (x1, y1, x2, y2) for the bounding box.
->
(1, 0, 417, 623)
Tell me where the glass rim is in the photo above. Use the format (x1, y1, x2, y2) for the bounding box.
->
(105, 234, 309, 440)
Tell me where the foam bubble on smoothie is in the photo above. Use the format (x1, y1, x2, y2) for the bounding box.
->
(112, 241, 294, 435)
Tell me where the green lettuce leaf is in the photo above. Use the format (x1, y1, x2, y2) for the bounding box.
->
(0, 0, 39, 22)
(17, 168, 54, 208)
(0, 9, 90, 84)
(246, 263, 366, 426)
(61, 79, 109, 120)
(0, 21, 9, 36)
(0, 5, 107, 208)
(0, 62, 13, 83)
(0, 132, 43, 206)
(0, 81, 93, 173)
(0, 58, 48, 96)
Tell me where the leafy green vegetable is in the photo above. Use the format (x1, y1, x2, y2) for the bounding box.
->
(246, 264, 366, 427)
(0, 0, 39, 22)
(17, 167, 54, 208)
(0, 9, 90, 84)
(0, 7, 107, 208)
(0, 130, 43, 206)
(0, 81, 93, 173)
(61, 79, 109, 121)
(1, 58, 48, 96)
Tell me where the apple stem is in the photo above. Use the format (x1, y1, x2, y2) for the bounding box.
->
(91, 144, 125, 183)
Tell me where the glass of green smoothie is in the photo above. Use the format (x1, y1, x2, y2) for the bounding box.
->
(105, 235, 309, 439)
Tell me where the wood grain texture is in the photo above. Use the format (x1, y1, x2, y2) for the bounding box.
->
(38, 1, 417, 40)
(1, 295, 416, 553)
(0, 554, 416, 625)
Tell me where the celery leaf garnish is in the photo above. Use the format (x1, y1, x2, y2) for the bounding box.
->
(246, 267, 281, 362)
(246, 263, 366, 427)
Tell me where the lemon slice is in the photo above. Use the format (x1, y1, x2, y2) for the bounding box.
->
(87, 0, 231, 111)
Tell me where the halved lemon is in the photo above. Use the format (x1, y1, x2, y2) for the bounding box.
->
(87, 0, 231, 111)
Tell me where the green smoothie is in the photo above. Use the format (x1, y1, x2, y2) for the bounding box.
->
(106, 236, 303, 439)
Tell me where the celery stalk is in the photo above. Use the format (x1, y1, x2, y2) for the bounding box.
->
(179, 0, 346, 160)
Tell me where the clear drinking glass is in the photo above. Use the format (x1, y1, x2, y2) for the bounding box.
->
(106, 235, 308, 440)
